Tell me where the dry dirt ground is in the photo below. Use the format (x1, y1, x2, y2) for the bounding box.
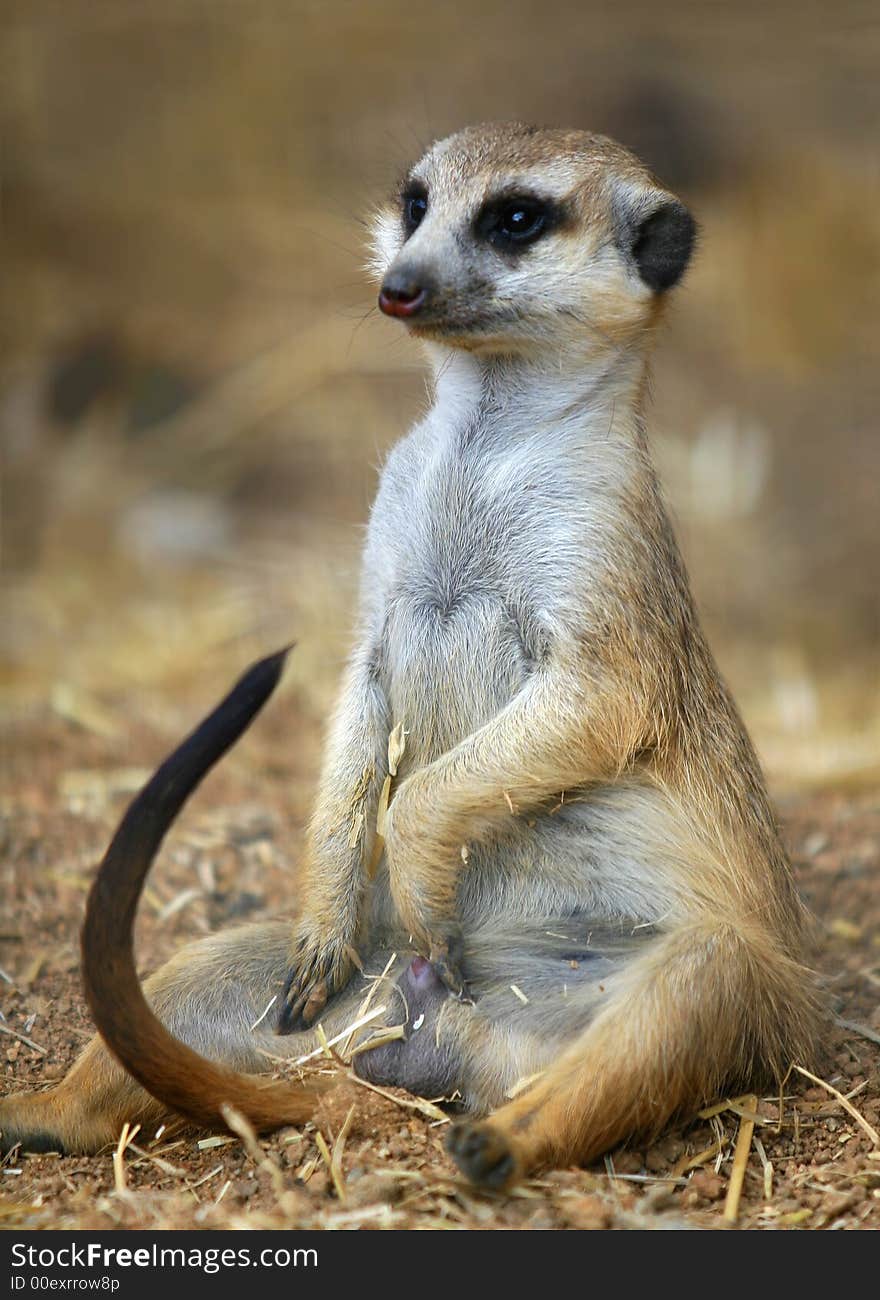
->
(1, 701, 878, 1232)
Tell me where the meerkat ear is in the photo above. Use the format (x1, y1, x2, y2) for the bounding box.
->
(632, 199, 696, 292)
(614, 187, 697, 293)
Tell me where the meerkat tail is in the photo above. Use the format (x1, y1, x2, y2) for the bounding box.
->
(81, 646, 324, 1133)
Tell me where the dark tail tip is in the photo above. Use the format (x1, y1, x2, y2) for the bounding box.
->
(233, 642, 295, 707)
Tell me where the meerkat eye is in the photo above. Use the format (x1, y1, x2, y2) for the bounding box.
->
(498, 202, 545, 243)
(478, 196, 552, 251)
(402, 186, 428, 235)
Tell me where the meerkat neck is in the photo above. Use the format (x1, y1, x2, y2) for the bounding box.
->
(425, 343, 650, 441)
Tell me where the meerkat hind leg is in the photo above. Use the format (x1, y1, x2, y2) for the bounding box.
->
(447, 917, 818, 1187)
(0, 922, 395, 1155)
(0, 918, 654, 1155)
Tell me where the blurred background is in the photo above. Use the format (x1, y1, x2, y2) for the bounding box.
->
(2, 0, 879, 792)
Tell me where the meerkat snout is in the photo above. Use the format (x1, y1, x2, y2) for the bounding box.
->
(378, 265, 429, 318)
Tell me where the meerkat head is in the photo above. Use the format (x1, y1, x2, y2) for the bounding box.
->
(370, 122, 696, 357)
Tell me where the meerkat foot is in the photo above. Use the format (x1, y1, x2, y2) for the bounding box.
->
(0, 1095, 69, 1156)
(446, 1120, 522, 1190)
(0, 1078, 160, 1158)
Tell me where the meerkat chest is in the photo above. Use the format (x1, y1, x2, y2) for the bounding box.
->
(371, 431, 591, 759)
(387, 428, 591, 607)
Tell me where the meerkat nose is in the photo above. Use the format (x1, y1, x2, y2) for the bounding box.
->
(379, 268, 428, 318)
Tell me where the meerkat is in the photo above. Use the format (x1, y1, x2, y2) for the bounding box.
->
(0, 123, 820, 1188)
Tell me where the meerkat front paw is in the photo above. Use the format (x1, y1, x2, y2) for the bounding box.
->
(426, 923, 472, 1002)
(383, 801, 471, 1001)
(276, 930, 355, 1034)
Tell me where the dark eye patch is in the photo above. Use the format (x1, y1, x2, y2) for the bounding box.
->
(475, 190, 567, 253)
(401, 180, 428, 237)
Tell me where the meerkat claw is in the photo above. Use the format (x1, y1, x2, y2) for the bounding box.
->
(277, 968, 327, 1034)
(427, 930, 470, 1002)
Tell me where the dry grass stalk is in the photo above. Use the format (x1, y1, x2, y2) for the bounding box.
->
(313, 1132, 336, 1189)
(249, 995, 277, 1031)
(723, 1094, 757, 1224)
(387, 722, 407, 775)
(347, 811, 364, 849)
(672, 1140, 724, 1177)
(506, 1070, 545, 1100)
(348, 1072, 450, 1124)
(188, 1164, 224, 1190)
(791, 1065, 880, 1146)
(156, 888, 202, 924)
(698, 1093, 761, 1122)
(148, 1139, 186, 1159)
(343, 944, 365, 974)
(323, 1204, 399, 1228)
(341, 952, 397, 1058)
(125, 1142, 184, 1177)
(754, 1136, 773, 1200)
(368, 801, 388, 876)
(327, 1104, 356, 1202)
(220, 1102, 287, 1203)
(0, 1023, 47, 1055)
(294, 1002, 388, 1065)
(610, 1172, 686, 1186)
(314, 1023, 342, 1065)
(722, 1098, 772, 1127)
(295, 1156, 319, 1184)
(218, 1104, 265, 1165)
(20, 954, 46, 987)
(836, 1017, 880, 1048)
(348, 1024, 406, 1057)
(50, 683, 120, 738)
(370, 726, 407, 873)
(374, 774, 392, 837)
(112, 1122, 141, 1194)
